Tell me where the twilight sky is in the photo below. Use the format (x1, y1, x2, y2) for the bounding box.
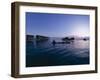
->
(26, 12, 90, 37)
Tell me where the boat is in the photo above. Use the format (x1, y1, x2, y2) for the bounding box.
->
(52, 41, 70, 44)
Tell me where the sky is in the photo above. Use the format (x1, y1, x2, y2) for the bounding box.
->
(26, 12, 90, 37)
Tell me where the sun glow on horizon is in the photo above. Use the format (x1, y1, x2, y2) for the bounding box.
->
(71, 25, 89, 37)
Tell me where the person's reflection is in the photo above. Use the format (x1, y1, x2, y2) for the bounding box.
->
(52, 40, 56, 46)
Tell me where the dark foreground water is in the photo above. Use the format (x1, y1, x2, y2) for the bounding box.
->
(26, 37, 89, 67)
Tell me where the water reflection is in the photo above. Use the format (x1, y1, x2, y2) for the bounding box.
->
(26, 37, 89, 67)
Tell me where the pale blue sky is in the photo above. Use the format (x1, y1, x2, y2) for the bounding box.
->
(26, 12, 90, 37)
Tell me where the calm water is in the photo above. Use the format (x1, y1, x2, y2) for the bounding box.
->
(26, 37, 89, 67)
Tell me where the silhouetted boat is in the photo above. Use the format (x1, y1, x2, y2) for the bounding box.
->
(83, 38, 89, 41)
(62, 37, 75, 42)
(52, 41, 70, 44)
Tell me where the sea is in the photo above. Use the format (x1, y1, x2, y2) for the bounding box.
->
(26, 37, 89, 67)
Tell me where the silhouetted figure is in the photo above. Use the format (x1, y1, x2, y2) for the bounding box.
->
(52, 40, 56, 46)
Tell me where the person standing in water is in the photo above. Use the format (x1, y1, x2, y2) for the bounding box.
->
(52, 40, 56, 46)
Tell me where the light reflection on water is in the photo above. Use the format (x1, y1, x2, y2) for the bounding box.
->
(26, 37, 89, 67)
